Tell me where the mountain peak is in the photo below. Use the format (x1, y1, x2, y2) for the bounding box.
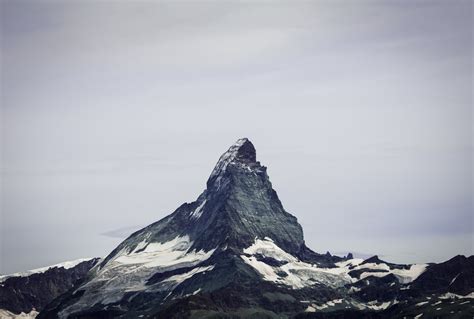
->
(217, 137, 256, 165)
(207, 138, 257, 188)
(232, 138, 256, 163)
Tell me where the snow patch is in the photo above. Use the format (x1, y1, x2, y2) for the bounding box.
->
(305, 306, 316, 312)
(243, 238, 297, 263)
(353, 262, 427, 284)
(390, 264, 427, 284)
(439, 292, 474, 300)
(190, 200, 206, 219)
(0, 309, 38, 319)
(161, 266, 214, 285)
(306, 299, 395, 312)
(416, 301, 429, 306)
(348, 286, 361, 293)
(365, 300, 393, 310)
(116, 235, 215, 268)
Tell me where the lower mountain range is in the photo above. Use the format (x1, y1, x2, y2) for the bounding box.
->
(2, 139, 472, 318)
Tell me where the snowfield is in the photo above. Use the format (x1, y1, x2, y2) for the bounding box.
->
(114, 235, 215, 268)
(349, 261, 427, 284)
(57, 235, 216, 318)
(241, 238, 352, 289)
(241, 237, 427, 289)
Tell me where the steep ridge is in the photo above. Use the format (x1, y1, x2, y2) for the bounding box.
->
(37, 139, 473, 319)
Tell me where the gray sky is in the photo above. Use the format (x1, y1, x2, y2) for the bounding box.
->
(1, 0, 472, 274)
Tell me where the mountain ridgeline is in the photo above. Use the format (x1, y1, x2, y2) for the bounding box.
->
(35, 138, 473, 319)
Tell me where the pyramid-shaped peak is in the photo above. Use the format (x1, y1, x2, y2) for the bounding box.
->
(229, 138, 256, 163)
(207, 138, 257, 187)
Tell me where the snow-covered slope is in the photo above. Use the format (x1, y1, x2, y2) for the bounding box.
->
(58, 235, 216, 314)
(0, 258, 95, 283)
(241, 237, 427, 290)
(241, 237, 352, 288)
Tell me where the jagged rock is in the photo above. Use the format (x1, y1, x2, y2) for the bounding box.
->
(0, 259, 99, 315)
(410, 255, 474, 295)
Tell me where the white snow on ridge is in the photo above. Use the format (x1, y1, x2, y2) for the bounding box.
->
(390, 264, 427, 284)
(304, 299, 396, 312)
(243, 238, 297, 263)
(241, 238, 427, 290)
(366, 300, 393, 310)
(0, 309, 38, 318)
(58, 235, 217, 317)
(335, 258, 364, 268)
(115, 235, 215, 268)
(352, 262, 390, 272)
(209, 138, 248, 182)
(0, 258, 95, 283)
(304, 305, 316, 312)
(354, 263, 427, 284)
(162, 265, 214, 285)
(439, 292, 474, 300)
(241, 238, 351, 289)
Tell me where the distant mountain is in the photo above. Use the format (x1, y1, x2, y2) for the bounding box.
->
(26, 138, 473, 318)
(0, 258, 99, 318)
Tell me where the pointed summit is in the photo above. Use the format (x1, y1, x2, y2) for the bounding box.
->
(230, 138, 256, 163)
(207, 138, 259, 188)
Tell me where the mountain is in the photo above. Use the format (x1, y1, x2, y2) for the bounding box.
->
(0, 258, 99, 318)
(36, 138, 472, 318)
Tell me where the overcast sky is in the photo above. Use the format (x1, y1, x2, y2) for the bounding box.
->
(1, 1, 472, 274)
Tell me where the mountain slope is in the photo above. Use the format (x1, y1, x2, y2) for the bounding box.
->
(37, 138, 473, 319)
(0, 258, 99, 317)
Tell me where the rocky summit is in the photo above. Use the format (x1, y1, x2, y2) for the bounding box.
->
(36, 138, 473, 319)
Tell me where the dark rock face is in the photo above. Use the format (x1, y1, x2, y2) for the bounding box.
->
(0, 258, 99, 315)
(35, 139, 473, 319)
(410, 255, 474, 295)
